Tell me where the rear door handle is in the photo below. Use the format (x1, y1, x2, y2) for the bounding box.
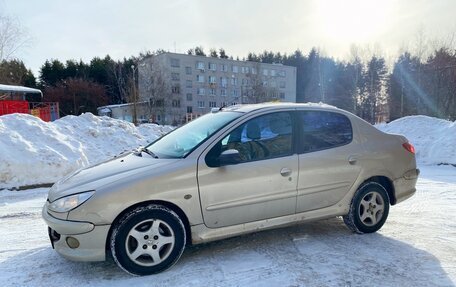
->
(348, 155, 358, 165)
(280, 167, 292, 177)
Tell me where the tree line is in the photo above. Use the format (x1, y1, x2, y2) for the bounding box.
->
(1, 45, 455, 121)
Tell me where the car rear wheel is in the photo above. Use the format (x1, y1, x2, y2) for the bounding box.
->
(110, 204, 186, 275)
(343, 182, 390, 234)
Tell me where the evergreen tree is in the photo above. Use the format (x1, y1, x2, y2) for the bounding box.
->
(194, 46, 206, 56)
(219, 48, 228, 59)
(0, 59, 36, 87)
(209, 49, 218, 58)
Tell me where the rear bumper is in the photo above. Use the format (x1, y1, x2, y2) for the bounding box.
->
(42, 204, 109, 262)
(393, 168, 420, 204)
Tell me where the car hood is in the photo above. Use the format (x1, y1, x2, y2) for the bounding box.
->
(47, 152, 179, 202)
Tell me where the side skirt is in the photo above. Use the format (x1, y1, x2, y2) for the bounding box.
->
(190, 205, 348, 244)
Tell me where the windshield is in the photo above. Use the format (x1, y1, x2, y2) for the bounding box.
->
(146, 111, 242, 158)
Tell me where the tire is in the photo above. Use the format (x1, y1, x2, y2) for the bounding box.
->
(110, 204, 186, 276)
(343, 182, 390, 234)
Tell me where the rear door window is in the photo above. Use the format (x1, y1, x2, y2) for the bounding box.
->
(298, 111, 352, 153)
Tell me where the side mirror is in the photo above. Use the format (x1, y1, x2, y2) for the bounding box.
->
(218, 149, 241, 166)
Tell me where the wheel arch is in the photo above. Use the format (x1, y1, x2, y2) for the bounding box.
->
(106, 200, 192, 252)
(358, 176, 396, 205)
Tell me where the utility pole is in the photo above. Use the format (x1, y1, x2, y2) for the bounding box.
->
(400, 67, 404, 117)
(131, 64, 138, 126)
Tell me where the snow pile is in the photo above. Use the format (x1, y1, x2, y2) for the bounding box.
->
(0, 113, 172, 189)
(376, 115, 456, 165)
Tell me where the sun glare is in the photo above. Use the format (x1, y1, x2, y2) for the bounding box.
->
(316, 0, 393, 43)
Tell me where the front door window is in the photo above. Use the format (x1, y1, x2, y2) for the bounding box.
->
(207, 112, 293, 165)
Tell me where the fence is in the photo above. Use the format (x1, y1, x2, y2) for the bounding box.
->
(0, 101, 59, 122)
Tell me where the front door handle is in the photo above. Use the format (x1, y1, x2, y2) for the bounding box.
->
(348, 155, 358, 165)
(280, 167, 292, 177)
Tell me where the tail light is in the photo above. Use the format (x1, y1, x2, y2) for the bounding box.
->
(402, 142, 415, 154)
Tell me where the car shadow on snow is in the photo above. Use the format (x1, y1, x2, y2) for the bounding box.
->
(0, 218, 453, 287)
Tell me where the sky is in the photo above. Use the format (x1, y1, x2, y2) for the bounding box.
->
(1, 0, 456, 75)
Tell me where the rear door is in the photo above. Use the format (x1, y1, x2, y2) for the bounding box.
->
(296, 110, 362, 213)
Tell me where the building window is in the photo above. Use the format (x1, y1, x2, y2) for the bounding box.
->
(209, 63, 216, 71)
(220, 64, 228, 72)
(197, 88, 205, 95)
(232, 89, 238, 97)
(209, 88, 216, 95)
(170, 58, 180, 67)
(279, 81, 286, 88)
(241, 66, 250, 74)
(263, 69, 268, 76)
(270, 69, 276, 77)
(280, 92, 285, 99)
(198, 101, 205, 108)
(209, 101, 217, 108)
(186, 93, 193, 101)
(271, 81, 277, 88)
(186, 80, 192, 88)
(251, 67, 257, 74)
(278, 70, 286, 77)
(196, 75, 205, 83)
(171, 85, 180, 94)
(232, 65, 239, 73)
(220, 88, 227, 96)
(171, 73, 180, 81)
(208, 76, 216, 83)
(187, 106, 193, 113)
(262, 81, 268, 87)
(152, 99, 164, 107)
(172, 100, 181, 107)
(231, 78, 237, 86)
(196, 61, 205, 70)
(220, 77, 227, 87)
(185, 66, 192, 75)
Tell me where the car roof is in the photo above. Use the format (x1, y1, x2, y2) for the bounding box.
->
(222, 102, 340, 113)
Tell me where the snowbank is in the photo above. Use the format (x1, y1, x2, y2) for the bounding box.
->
(0, 113, 172, 189)
(376, 115, 456, 165)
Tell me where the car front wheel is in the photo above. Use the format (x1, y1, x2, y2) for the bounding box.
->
(343, 182, 390, 234)
(110, 204, 186, 275)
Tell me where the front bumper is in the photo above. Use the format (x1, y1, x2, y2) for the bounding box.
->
(42, 204, 110, 262)
(393, 168, 420, 204)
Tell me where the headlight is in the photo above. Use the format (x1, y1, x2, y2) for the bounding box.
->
(48, 191, 95, 213)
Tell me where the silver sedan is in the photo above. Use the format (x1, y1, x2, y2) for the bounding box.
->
(42, 103, 419, 275)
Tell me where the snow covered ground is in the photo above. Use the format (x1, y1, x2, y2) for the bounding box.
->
(0, 166, 455, 287)
(0, 113, 455, 286)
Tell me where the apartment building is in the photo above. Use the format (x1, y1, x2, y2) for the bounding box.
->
(138, 52, 297, 125)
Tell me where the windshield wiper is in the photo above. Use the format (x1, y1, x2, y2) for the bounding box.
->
(135, 147, 159, 158)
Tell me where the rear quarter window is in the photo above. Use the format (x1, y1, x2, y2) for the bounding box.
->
(298, 111, 353, 153)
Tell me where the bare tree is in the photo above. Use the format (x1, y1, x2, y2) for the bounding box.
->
(138, 59, 181, 124)
(0, 14, 31, 61)
(244, 62, 273, 104)
(109, 62, 129, 103)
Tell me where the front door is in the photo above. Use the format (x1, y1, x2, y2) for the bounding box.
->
(197, 111, 298, 228)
